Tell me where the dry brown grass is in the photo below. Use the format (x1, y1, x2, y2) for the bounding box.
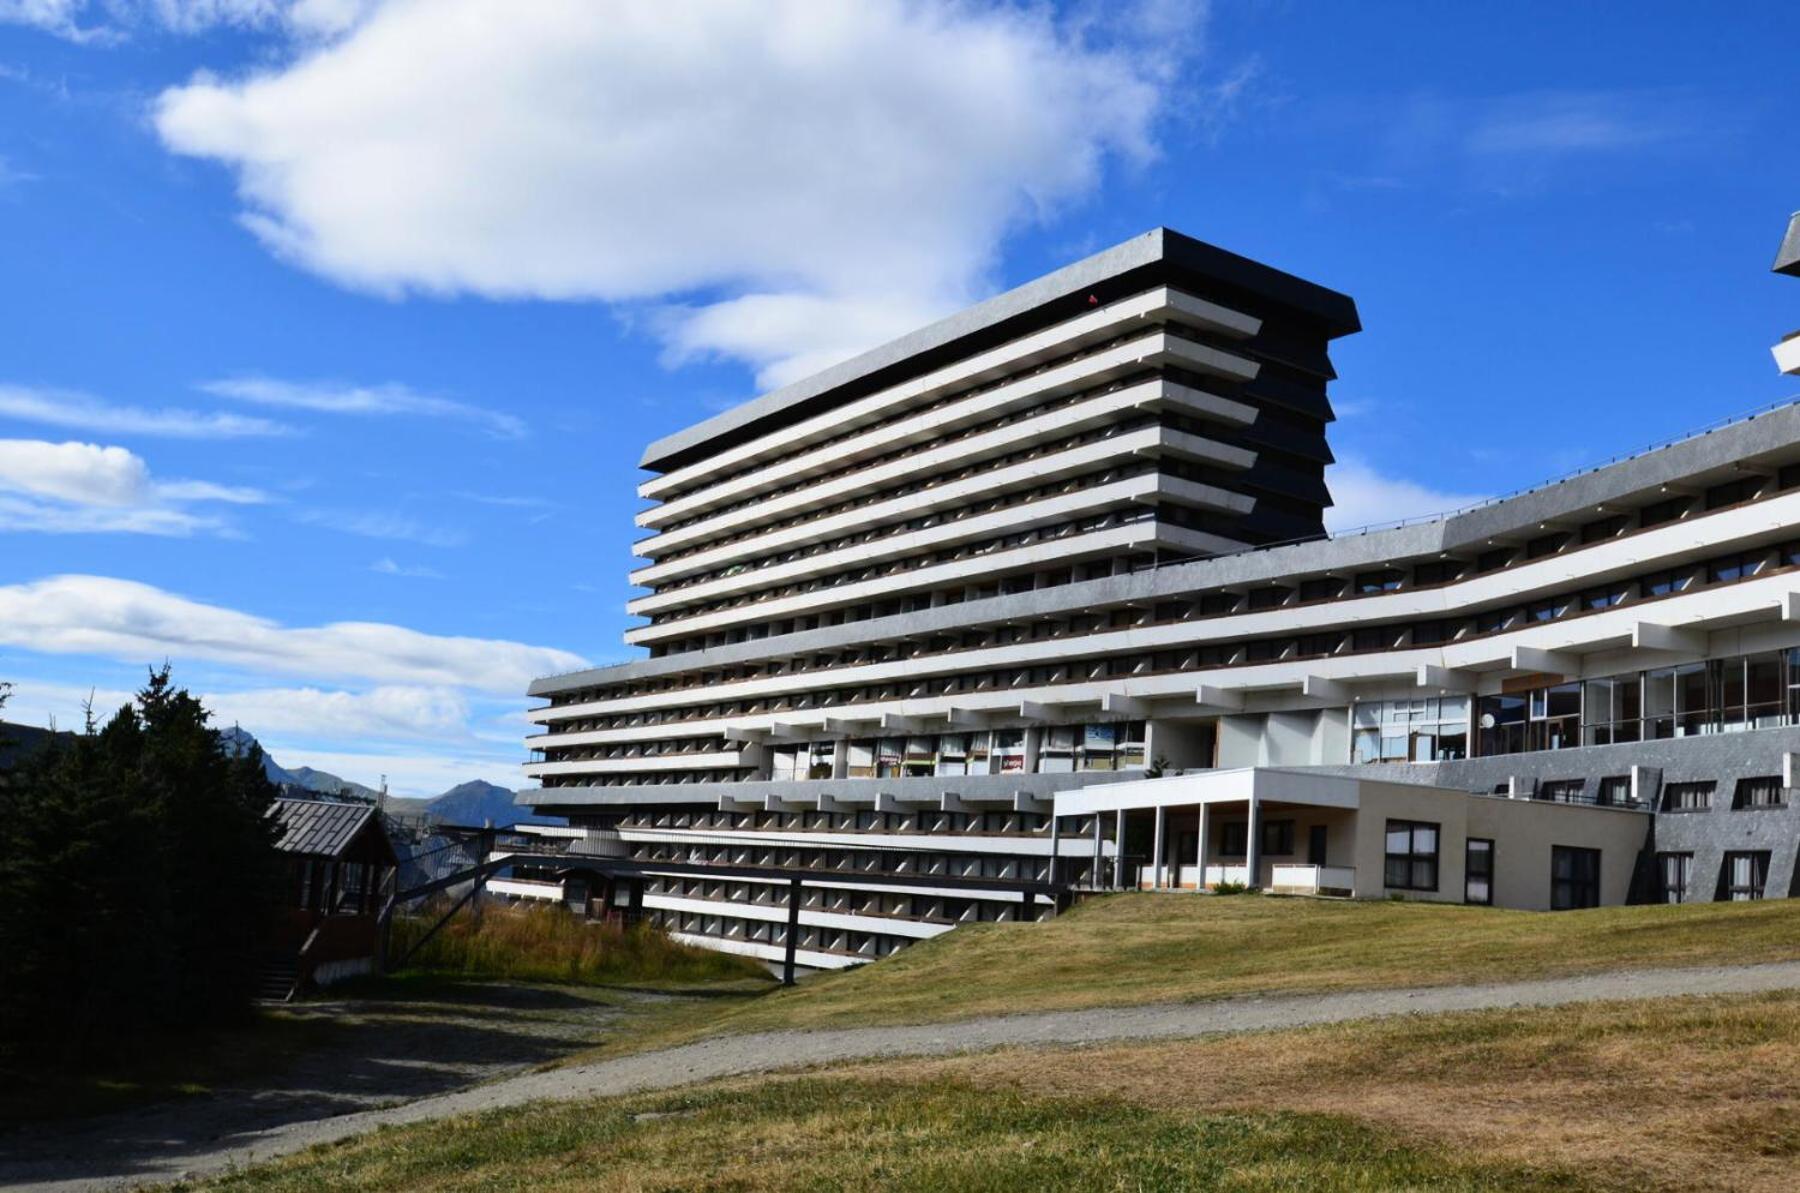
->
(820, 990, 1800, 1192)
(576, 894, 1800, 1059)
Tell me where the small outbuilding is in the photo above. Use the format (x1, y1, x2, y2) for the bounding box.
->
(265, 797, 398, 996)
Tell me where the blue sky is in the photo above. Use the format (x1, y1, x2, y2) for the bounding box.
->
(0, 0, 1796, 794)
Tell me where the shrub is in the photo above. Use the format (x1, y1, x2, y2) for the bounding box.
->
(390, 901, 768, 986)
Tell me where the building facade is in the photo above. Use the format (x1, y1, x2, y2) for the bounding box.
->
(520, 227, 1800, 971)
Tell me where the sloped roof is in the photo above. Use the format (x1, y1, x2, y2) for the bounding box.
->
(270, 797, 380, 859)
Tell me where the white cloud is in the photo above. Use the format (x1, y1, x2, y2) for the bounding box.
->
(0, 437, 268, 536)
(0, 573, 586, 693)
(297, 508, 464, 547)
(204, 682, 469, 739)
(0, 438, 146, 505)
(0, 0, 366, 40)
(371, 556, 443, 579)
(1324, 457, 1486, 535)
(0, 383, 294, 438)
(152, 0, 1197, 386)
(203, 375, 526, 439)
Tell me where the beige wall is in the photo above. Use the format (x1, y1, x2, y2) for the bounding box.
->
(1350, 782, 1649, 910)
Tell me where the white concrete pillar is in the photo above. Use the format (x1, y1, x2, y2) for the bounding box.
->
(1092, 814, 1103, 889)
(1245, 792, 1261, 889)
(1048, 814, 1061, 886)
(1112, 808, 1126, 889)
(1194, 803, 1207, 892)
(1152, 805, 1166, 890)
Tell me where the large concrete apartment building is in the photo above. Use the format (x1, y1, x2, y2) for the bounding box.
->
(515, 225, 1800, 972)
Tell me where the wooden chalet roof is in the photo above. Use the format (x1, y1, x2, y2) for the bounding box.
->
(270, 797, 387, 860)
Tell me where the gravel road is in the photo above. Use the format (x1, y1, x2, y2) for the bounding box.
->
(5, 959, 1799, 1191)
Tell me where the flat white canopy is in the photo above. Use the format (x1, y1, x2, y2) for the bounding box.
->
(1053, 767, 1365, 818)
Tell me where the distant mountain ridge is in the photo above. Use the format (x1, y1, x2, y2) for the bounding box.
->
(217, 726, 547, 826)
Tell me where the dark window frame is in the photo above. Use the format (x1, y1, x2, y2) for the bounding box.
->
(1384, 819, 1440, 892)
(1551, 845, 1601, 910)
(1464, 837, 1494, 906)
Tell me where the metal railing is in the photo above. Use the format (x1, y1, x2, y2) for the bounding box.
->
(532, 394, 1800, 687)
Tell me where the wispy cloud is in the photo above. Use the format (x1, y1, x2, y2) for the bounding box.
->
(453, 491, 556, 510)
(371, 556, 444, 579)
(0, 383, 294, 439)
(0, 573, 586, 693)
(1324, 456, 1486, 534)
(203, 376, 527, 440)
(1465, 90, 1699, 157)
(296, 508, 466, 548)
(0, 437, 267, 536)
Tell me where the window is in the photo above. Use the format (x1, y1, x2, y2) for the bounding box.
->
(1465, 838, 1494, 905)
(1707, 551, 1765, 584)
(1298, 577, 1344, 602)
(1721, 851, 1770, 900)
(1384, 820, 1439, 891)
(1354, 569, 1404, 593)
(1581, 586, 1626, 611)
(1733, 776, 1786, 810)
(1220, 821, 1248, 856)
(1657, 852, 1691, 904)
(1661, 781, 1714, 812)
(1262, 819, 1295, 856)
(1538, 779, 1586, 803)
(1596, 775, 1632, 807)
(1639, 496, 1690, 529)
(1639, 569, 1689, 598)
(1352, 698, 1470, 763)
(1413, 559, 1465, 586)
(1551, 846, 1601, 910)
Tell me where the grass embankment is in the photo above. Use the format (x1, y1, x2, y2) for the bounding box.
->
(184, 990, 1800, 1192)
(390, 903, 770, 988)
(590, 894, 1800, 1054)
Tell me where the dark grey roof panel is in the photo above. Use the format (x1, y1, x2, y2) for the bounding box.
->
(270, 797, 376, 859)
(638, 228, 1359, 473)
(1776, 212, 1800, 277)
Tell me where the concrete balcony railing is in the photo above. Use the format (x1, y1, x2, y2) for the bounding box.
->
(1270, 864, 1356, 897)
(1774, 331, 1800, 377)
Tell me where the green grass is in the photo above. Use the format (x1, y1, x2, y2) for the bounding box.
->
(184, 1078, 1590, 1193)
(584, 894, 1800, 1053)
(389, 902, 772, 988)
(187, 990, 1800, 1192)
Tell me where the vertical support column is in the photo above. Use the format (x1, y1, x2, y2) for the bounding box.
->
(1048, 814, 1062, 887)
(1245, 790, 1261, 890)
(1091, 814, 1103, 890)
(1195, 802, 1208, 892)
(1112, 808, 1126, 889)
(1151, 805, 1166, 890)
(782, 876, 803, 987)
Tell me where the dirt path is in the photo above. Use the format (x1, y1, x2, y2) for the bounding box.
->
(6, 960, 1800, 1191)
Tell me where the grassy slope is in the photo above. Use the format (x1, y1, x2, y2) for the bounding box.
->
(390, 903, 770, 987)
(186, 990, 1800, 1192)
(585, 894, 1800, 1053)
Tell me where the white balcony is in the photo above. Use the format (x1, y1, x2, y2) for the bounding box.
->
(1269, 864, 1356, 897)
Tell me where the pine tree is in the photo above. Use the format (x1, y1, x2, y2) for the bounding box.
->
(0, 668, 282, 1059)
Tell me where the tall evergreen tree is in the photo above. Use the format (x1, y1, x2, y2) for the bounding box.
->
(0, 669, 282, 1060)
